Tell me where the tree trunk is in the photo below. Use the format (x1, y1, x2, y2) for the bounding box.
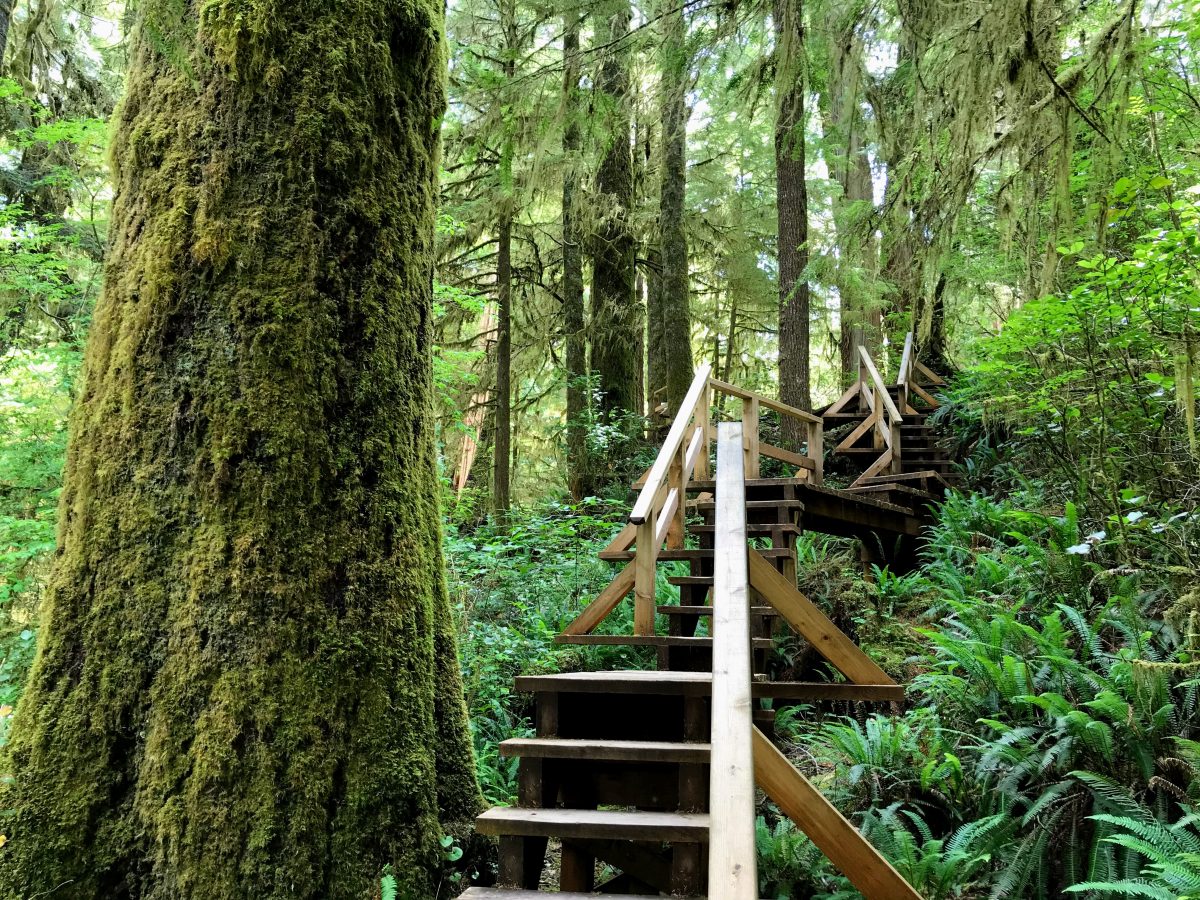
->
(494, 211, 513, 517)
(821, 6, 880, 382)
(563, 10, 589, 499)
(658, 0, 695, 415)
(0, 4, 481, 898)
(0, 0, 15, 65)
(646, 240, 667, 420)
(590, 0, 639, 421)
(775, 0, 812, 439)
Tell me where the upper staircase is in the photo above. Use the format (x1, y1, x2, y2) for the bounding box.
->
(465, 335, 949, 899)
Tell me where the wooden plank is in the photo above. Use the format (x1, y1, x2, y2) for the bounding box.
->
(753, 727, 924, 900)
(915, 359, 946, 384)
(634, 515, 657, 636)
(512, 670, 904, 701)
(750, 682, 905, 701)
(655, 487, 681, 548)
(857, 346, 904, 424)
(555, 634, 774, 649)
(709, 377, 823, 425)
(911, 380, 939, 408)
(709, 422, 758, 899)
(834, 413, 877, 452)
(499, 737, 712, 762)
(810, 419, 824, 484)
(748, 551, 895, 686)
(460, 890, 704, 899)
(823, 382, 860, 415)
(897, 332, 915, 387)
(852, 447, 895, 487)
(760, 442, 815, 469)
(560, 563, 634, 635)
(630, 363, 713, 524)
(741, 397, 760, 478)
(602, 521, 637, 555)
(475, 807, 711, 842)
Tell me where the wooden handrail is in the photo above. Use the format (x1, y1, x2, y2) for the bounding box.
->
(707, 378, 822, 426)
(858, 345, 904, 425)
(708, 422, 758, 898)
(630, 364, 713, 525)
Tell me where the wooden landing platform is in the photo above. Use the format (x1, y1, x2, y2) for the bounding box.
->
(688, 478, 924, 538)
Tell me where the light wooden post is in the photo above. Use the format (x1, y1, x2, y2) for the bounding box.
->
(857, 352, 869, 413)
(666, 441, 687, 550)
(889, 419, 902, 474)
(741, 397, 760, 478)
(708, 422, 758, 899)
(697, 382, 712, 481)
(634, 514, 657, 636)
(810, 419, 824, 485)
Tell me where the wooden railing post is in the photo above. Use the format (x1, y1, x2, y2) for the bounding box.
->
(666, 440, 687, 550)
(708, 422, 757, 898)
(741, 397, 760, 478)
(634, 512, 657, 636)
(697, 381, 712, 481)
(810, 419, 824, 485)
(857, 352, 869, 413)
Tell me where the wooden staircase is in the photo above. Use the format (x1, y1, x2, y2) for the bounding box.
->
(466, 336, 947, 899)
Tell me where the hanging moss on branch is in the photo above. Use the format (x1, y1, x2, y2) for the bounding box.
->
(0, 1, 481, 898)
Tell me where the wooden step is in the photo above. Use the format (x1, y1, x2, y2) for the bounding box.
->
(515, 670, 905, 702)
(691, 499, 803, 511)
(476, 807, 711, 842)
(688, 523, 802, 536)
(599, 547, 794, 563)
(657, 605, 776, 617)
(555, 634, 775, 650)
(500, 737, 711, 762)
(461, 891, 706, 900)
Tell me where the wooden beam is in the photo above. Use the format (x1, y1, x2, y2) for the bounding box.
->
(857, 346, 904, 424)
(635, 516, 657, 635)
(760, 442, 815, 470)
(747, 551, 895, 686)
(753, 727, 924, 900)
(561, 563, 635, 635)
(824, 382, 860, 416)
(708, 422, 758, 899)
(915, 359, 946, 385)
(602, 522, 637, 555)
(708, 377, 822, 425)
(630, 364, 713, 525)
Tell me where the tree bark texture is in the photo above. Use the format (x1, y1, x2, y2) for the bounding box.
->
(775, 0, 812, 438)
(562, 10, 589, 498)
(590, 0, 640, 421)
(0, 3, 481, 898)
(658, 0, 695, 415)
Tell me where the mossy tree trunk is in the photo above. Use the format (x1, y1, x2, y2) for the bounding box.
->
(0, 3, 481, 899)
(562, 9, 590, 499)
(657, 0, 696, 415)
(775, 0, 812, 436)
(590, 0, 640, 421)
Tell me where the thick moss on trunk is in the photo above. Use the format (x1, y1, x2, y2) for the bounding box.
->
(589, 0, 640, 420)
(0, 3, 481, 898)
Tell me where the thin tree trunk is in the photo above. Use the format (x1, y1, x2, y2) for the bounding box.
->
(0, 4, 481, 897)
(494, 210, 513, 517)
(563, 9, 588, 498)
(775, 0, 812, 440)
(590, 0, 639, 421)
(0, 0, 16, 65)
(658, 0, 695, 414)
